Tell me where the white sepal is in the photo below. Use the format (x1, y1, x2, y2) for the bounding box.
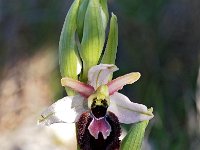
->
(108, 92, 153, 124)
(38, 95, 86, 126)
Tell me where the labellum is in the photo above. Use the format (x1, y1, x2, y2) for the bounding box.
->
(77, 98, 121, 150)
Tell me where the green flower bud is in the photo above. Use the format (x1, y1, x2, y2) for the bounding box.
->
(77, 0, 109, 42)
(59, 0, 81, 96)
(79, 0, 106, 82)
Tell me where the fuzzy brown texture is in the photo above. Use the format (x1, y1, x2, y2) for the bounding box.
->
(77, 111, 121, 150)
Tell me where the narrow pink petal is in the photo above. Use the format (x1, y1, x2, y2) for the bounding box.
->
(61, 77, 94, 97)
(88, 117, 111, 139)
(108, 72, 141, 95)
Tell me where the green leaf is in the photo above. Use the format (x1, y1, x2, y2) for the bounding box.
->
(80, 0, 105, 81)
(59, 0, 81, 96)
(77, 0, 89, 40)
(101, 13, 118, 65)
(120, 121, 149, 150)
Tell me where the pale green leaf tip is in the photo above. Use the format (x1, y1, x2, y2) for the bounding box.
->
(147, 107, 154, 116)
(148, 107, 153, 113)
(111, 12, 117, 19)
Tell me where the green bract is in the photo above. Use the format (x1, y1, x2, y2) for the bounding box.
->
(59, 0, 81, 96)
(101, 13, 118, 65)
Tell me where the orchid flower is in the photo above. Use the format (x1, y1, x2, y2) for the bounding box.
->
(38, 64, 153, 149)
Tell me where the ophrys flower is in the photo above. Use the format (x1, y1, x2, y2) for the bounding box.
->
(38, 64, 153, 150)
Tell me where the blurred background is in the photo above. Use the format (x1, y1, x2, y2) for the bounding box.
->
(0, 0, 200, 149)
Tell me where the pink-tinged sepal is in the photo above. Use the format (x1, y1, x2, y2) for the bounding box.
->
(88, 115, 111, 139)
(107, 72, 141, 95)
(61, 77, 94, 97)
